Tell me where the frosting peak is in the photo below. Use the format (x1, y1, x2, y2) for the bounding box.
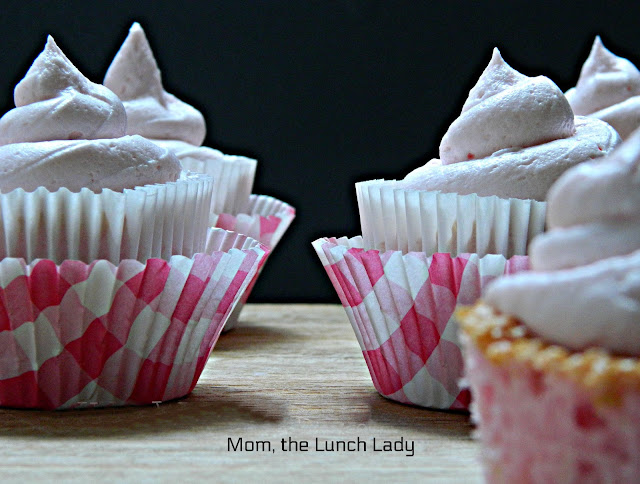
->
(0, 36, 126, 144)
(0, 37, 181, 193)
(460, 48, 527, 113)
(104, 22, 206, 146)
(565, 37, 640, 141)
(568, 36, 640, 116)
(439, 49, 575, 165)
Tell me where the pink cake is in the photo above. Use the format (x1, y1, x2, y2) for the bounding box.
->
(459, 305, 640, 483)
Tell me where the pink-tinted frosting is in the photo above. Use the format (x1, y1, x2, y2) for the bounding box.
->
(486, 127, 640, 355)
(566, 36, 640, 140)
(440, 49, 575, 165)
(401, 49, 620, 201)
(0, 36, 181, 192)
(103, 23, 206, 146)
(103, 23, 256, 195)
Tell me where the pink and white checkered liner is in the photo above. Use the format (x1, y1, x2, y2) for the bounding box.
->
(212, 194, 296, 330)
(313, 235, 530, 410)
(0, 229, 268, 410)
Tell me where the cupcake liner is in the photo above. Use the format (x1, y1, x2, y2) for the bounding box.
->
(211, 194, 296, 330)
(0, 228, 268, 410)
(312, 235, 530, 410)
(180, 154, 257, 215)
(356, 180, 546, 257)
(0, 172, 214, 264)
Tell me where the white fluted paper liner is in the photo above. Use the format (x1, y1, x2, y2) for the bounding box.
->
(0, 228, 268, 409)
(180, 152, 257, 215)
(211, 194, 296, 330)
(312, 235, 530, 410)
(356, 180, 546, 258)
(0, 172, 213, 264)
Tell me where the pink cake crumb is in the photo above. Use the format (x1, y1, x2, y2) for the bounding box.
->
(459, 304, 640, 484)
(465, 343, 640, 483)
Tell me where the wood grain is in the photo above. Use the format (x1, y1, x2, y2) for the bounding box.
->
(0, 304, 483, 483)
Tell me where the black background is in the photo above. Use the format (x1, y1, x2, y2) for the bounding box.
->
(1, 1, 639, 302)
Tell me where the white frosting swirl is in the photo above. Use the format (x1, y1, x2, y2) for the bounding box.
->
(0, 37, 126, 144)
(486, 127, 640, 355)
(401, 49, 620, 201)
(103, 22, 256, 213)
(440, 49, 575, 165)
(0, 36, 181, 192)
(403, 117, 618, 201)
(566, 36, 640, 140)
(0, 136, 181, 192)
(103, 22, 206, 146)
(486, 252, 640, 356)
(150, 139, 248, 165)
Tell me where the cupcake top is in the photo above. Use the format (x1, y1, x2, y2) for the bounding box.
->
(103, 22, 205, 146)
(0, 36, 181, 193)
(486, 127, 640, 355)
(566, 36, 640, 140)
(104, 23, 248, 165)
(400, 49, 620, 201)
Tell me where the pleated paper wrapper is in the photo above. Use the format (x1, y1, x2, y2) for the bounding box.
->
(312, 235, 530, 410)
(211, 194, 296, 330)
(0, 228, 268, 410)
(180, 153, 257, 215)
(356, 180, 547, 257)
(0, 171, 213, 264)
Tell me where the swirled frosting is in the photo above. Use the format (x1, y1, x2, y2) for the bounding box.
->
(401, 49, 620, 201)
(566, 37, 640, 140)
(486, 128, 640, 355)
(103, 23, 256, 187)
(440, 49, 575, 165)
(0, 36, 126, 144)
(0, 36, 181, 192)
(103, 23, 205, 145)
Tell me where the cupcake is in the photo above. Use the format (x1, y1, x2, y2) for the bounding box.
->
(566, 36, 640, 140)
(458, 127, 640, 482)
(314, 49, 620, 410)
(0, 37, 269, 409)
(358, 48, 620, 256)
(104, 23, 295, 327)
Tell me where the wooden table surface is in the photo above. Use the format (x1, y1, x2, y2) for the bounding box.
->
(0, 304, 483, 483)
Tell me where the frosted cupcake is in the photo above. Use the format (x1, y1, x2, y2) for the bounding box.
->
(566, 36, 640, 140)
(314, 49, 620, 410)
(0, 37, 269, 409)
(104, 22, 257, 216)
(358, 48, 620, 256)
(0, 36, 214, 263)
(104, 23, 295, 328)
(458, 127, 640, 482)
